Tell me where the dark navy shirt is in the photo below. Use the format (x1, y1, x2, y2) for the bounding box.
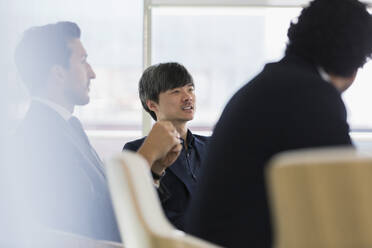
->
(181, 130, 200, 181)
(123, 129, 209, 230)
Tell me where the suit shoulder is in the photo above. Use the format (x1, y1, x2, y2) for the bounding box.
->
(123, 137, 146, 151)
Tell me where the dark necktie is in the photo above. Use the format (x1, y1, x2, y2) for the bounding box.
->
(69, 116, 91, 145)
(68, 116, 106, 178)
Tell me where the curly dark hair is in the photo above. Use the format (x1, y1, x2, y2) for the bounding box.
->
(15, 22, 81, 95)
(286, 0, 372, 77)
(139, 62, 194, 121)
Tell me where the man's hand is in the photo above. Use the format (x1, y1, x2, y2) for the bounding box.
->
(152, 144, 182, 175)
(137, 121, 182, 173)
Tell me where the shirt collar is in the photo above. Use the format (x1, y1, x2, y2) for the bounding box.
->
(180, 129, 195, 149)
(317, 67, 331, 83)
(32, 97, 72, 121)
(185, 129, 194, 148)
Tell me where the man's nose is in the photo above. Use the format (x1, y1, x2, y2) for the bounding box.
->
(182, 91, 193, 101)
(88, 63, 96, 79)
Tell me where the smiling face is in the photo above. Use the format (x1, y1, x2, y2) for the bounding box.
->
(63, 38, 96, 106)
(148, 83, 196, 124)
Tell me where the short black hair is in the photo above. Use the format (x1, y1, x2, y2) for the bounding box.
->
(15, 21, 81, 95)
(139, 62, 194, 120)
(286, 0, 372, 77)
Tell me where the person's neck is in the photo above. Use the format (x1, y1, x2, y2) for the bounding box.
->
(328, 72, 356, 93)
(173, 123, 187, 142)
(172, 121, 188, 142)
(37, 93, 74, 113)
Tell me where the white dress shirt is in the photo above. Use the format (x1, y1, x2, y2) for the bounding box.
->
(32, 97, 72, 121)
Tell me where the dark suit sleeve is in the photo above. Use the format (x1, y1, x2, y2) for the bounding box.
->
(185, 70, 352, 248)
(123, 142, 138, 152)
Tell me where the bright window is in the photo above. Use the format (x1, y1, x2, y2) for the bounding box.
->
(152, 7, 301, 130)
(343, 61, 372, 130)
(152, 6, 372, 131)
(6, 2, 372, 133)
(7, 0, 143, 132)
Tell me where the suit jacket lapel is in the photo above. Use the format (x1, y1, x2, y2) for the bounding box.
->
(29, 102, 106, 182)
(168, 153, 195, 194)
(168, 136, 207, 195)
(64, 128, 106, 181)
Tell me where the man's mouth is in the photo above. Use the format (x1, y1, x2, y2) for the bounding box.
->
(182, 106, 193, 110)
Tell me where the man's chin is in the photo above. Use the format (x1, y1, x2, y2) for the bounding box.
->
(75, 96, 90, 106)
(186, 113, 194, 121)
(180, 116, 194, 122)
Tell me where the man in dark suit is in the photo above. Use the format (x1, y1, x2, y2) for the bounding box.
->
(123, 62, 209, 231)
(185, 0, 372, 247)
(11, 22, 181, 244)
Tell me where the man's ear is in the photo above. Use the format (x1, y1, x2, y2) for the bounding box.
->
(50, 65, 66, 84)
(146, 99, 158, 112)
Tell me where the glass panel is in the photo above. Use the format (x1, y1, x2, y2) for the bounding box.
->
(153, 6, 372, 131)
(152, 7, 301, 131)
(148, 0, 310, 7)
(343, 61, 372, 130)
(5, 0, 143, 131)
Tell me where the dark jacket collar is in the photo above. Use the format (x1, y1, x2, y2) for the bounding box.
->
(279, 53, 320, 75)
(182, 129, 195, 149)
